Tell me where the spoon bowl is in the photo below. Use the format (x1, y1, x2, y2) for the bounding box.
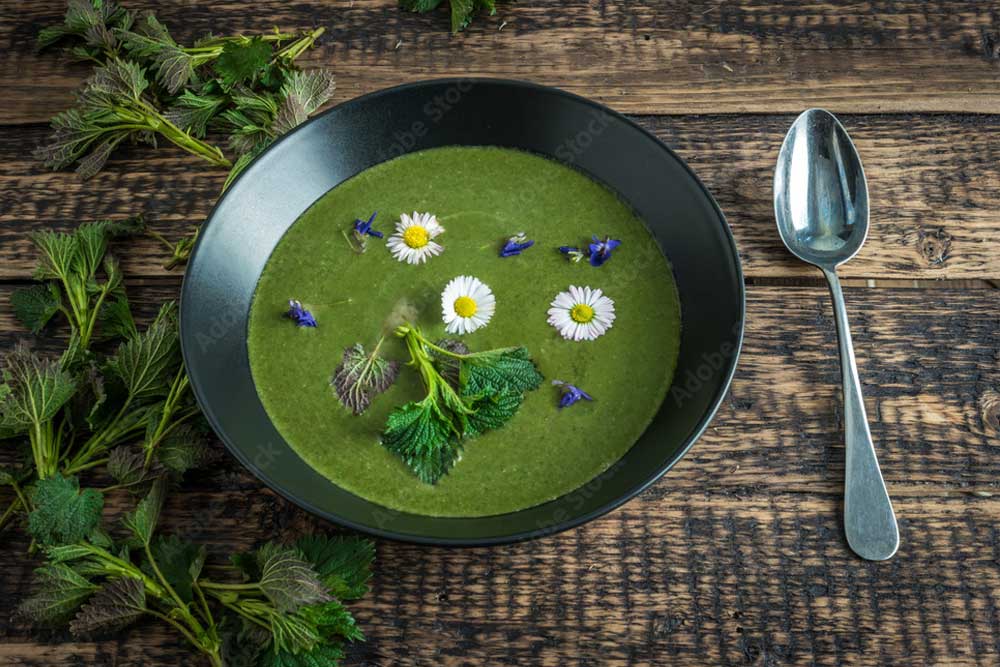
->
(774, 109, 870, 269)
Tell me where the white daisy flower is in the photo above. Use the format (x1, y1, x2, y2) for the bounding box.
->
(386, 212, 445, 264)
(441, 276, 496, 335)
(547, 285, 616, 341)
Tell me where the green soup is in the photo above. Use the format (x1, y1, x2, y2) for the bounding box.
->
(247, 147, 680, 517)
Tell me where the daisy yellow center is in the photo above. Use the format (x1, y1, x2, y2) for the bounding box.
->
(402, 225, 430, 249)
(454, 296, 478, 318)
(570, 304, 595, 324)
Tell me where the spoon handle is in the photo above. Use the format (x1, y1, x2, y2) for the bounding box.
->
(822, 268, 900, 561)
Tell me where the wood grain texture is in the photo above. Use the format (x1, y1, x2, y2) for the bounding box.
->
(3, 112, 1000, 281)
(1, 282, 998, 666)
(3, 0, 1000, 123)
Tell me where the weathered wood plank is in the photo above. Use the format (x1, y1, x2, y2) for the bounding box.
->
(1, 282, 998, 665)
(3, 113, 999, 281)
(3, 0, 1000, 123)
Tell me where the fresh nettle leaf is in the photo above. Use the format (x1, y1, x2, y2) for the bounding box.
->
(273, 69, 336, 134)
(464, 388, 523, 437)
(381, 325, 541, 483)
(69, 576, 146, 637)
(36, 0, 131, 55)
(294, 534, 375, 601)
(381, 401, 463, 484)
(16, 563, 99, 625)
(257, 543, 332, 613)
(265, 603, 323, 654)
(10, 283, 62, 334)
(36, 57, 230, 179)
(122, 476, 167, 546)
(0, 346, 78, 475)
(106, 301, 180, 401)
(106, 445, 149, 485)
(460, 346, 543, 397)
(164, 90, 228, 138)
(331, 340, 400, 415)
(400, 0, 500, 32)
(214, 37, 273, 89)
(23, 218, 140, 359)
(146, 535, 206, 604)
(153, 424, 214, 475)
(28, 475, 104, 546)
(97, 293, 133, 338)
(300, 598, 365, 642)
(118, 11, 195, 94)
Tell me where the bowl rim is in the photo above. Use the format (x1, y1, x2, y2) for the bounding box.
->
(181, 77, 746, 545)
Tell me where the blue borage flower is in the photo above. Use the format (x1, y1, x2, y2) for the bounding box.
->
(286, 299, 318, 327)
(500, 232, 534, 258)
(552, 380, 593, 408)
(353, 211, 383, 239)
(347, 211, 382, 253)
(558, 235, 622, 267)
(588, 235, 621, 267)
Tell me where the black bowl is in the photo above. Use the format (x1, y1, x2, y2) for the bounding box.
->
(181, 79, 744, 545)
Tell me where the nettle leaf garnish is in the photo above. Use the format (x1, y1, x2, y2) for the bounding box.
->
(332, 340, 400, 415)
(381, 325, 542, 484)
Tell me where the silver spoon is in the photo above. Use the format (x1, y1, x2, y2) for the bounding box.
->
(773, 108, 899, 561)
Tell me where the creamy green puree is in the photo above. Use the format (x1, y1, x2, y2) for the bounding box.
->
(247, 147, 680, 517)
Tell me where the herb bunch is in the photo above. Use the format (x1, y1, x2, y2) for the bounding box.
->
(381, 325, 542, 483)
(0, 220, 204, 530)
(36, 0, 333, 189)
(400, 0, 502, 33)
(17, 474, 374, 667)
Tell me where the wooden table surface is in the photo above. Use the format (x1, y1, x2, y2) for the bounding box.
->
(2, 2, 1000, 665)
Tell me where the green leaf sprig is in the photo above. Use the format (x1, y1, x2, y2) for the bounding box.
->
(17, 475, 375, 667)
(400, 0, 500, 33)
(0, 222, 205, 531)
(382, 325, 542, 483)
(36, 1, 333, 189)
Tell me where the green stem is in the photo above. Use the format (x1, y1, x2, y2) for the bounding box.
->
(146, 608, 221, 667)
(0, 496, 23, 532)
(143, 368, 190, 468)
(216, 598, 272, 632)
(98, 477, 151, 493)
(274, 27, 326, 61)
(9, 481, 30, 513)
(192, 581, 214, 626)
(61, 457, 108, 476)
(145, 542, 198, 621)
(199, 580, 261, 592)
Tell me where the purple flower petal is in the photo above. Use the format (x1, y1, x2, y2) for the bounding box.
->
(286, 299, 318, 327)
